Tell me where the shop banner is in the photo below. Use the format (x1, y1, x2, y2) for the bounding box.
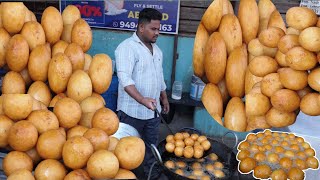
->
(60, 0, 180, 34)
(300, 0, 320, 15)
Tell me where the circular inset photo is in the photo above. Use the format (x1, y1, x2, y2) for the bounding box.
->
(193, 0, 320, 133)
(236, 129, 319, 179)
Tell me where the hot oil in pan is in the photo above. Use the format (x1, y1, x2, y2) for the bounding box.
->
(163, 153, 232, 179)
(159, 131, 237, 179)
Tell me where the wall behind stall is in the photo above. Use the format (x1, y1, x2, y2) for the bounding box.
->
(88, 29, 195, 91)
(174, 37, 194, 93)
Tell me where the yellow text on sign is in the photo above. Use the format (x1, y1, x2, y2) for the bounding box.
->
(128, 11, 169, 21)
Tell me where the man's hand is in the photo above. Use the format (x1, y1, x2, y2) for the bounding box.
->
(162, 101, 170, 114)
(140, 97, 157, 110)
(124, 85, 156, 110)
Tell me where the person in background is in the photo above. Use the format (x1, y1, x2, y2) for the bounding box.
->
(115, 8, 169, 179)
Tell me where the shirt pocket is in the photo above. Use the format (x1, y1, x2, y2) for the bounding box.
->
(134, 56, 144, 73)
(154, 54, 163, 74)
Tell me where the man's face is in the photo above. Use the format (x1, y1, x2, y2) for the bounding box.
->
(140, 20, 160, 43)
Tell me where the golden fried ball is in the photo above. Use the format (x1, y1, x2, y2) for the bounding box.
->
(182, 132, 190, 139)
(264, 129, 272, 135)
(305, 148, 316, 157)
(197, 136, 207, 143)
(280, 133, 287, 138)
(271, 140, 279, 146)
(267, 153, 280, 164)
(254, 152, 266, 162)
(257, 133, 264, 138)
(164, 160, 175, 169)
(197, 158, 205, 163)
(205, 164, 214, 172)
(192, 169, 203, 176)
(291, 139, 298, 145)
(191, 134, 199, 141)
(249, 144, 260, 153)
(306, 157, 319, 169)
(253, 165, 272, 179)
(290, 144, 300, 152)
(174, 147, 184, 157)
(213, 169, 225, 178)
(265, 135, 273, 140)
(194, 147, 204, 159)
(294, 158, 307, 170)
(209, 153, 218, 161)
(275, 146, 285, 154)
(258, 146, 266, 152)
(271, 169, 287, 180)
(201, 140, 211, 151)
(281, 141, 289, 147)
(175, 140, 185, 148)
(284, 150, 295, 158)
(239, 157, 256, 173)
(302, 142, 311, 149)
(176, 161, 186, 169)
(264, 144, 273, 151)
(166, 135, 175, 143)
(296, 151, 307, 160)
(184, 138, 194, 147)
(194, 144, 204, 151)
(194, 141, 201, 146)
(261, 138, 269, 145)
(288, 133, 295, 139)
(200, 175, 211, 180)
(165, 142, 175, 153)
(192, 162, 202, 169)
(183, 146, 194, 158)
(288, 167, 305, 180)
(280, 157, 293, 170)
(273, 132, 280, 137)
(238, 141, 250, 150)
(188, 175, 197, 179)
(175, 169, 184, 176)
(237, 150, 251, 160)
(296, 137, 304, 143)
(275, 137, 282, 141)
(247, 134, 257, 142)
(213, 162, 224, 170)
(174, 133, 184, 141)
(283, 137, 289, 142)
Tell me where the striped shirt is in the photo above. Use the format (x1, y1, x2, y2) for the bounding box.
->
(115, 32, 166, 120)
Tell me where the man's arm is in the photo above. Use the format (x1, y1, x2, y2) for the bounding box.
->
(159, 51, 169, 114)
(160, 90, 169, 114)
(125, 85, 156, 110)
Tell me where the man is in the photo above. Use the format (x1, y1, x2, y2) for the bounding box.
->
(115, 8, 169, 179)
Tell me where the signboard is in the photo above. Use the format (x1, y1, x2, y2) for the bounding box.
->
(60, 0, 180, 34)
(300, 0, 320, 15)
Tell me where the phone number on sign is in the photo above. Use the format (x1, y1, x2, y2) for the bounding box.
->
(114, 21, 173, 32)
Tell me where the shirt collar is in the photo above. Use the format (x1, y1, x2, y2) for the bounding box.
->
(132, 32, 142, 43)
(132, 32, 155, 46)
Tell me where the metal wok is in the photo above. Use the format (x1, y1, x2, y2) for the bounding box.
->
(151, 129, 239, 180)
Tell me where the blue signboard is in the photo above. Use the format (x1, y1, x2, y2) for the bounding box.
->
(60, 0, 180, 34)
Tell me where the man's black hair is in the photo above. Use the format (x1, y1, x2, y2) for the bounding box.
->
(138, 8, 162, 25)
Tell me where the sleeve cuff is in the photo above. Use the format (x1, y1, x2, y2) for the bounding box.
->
(121, 78, 135, 87)
(161, 82, 167, 91)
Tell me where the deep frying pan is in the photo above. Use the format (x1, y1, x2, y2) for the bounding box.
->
(151, 105, 238, 179)
(150, 129, 239, 180)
